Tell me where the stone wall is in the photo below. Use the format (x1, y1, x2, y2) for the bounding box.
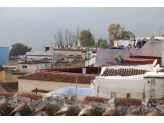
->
(5, 70, 12, 82)
(0, 70, 5, 82)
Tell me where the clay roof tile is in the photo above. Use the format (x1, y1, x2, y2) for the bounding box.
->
(31, 104, 53, 116)
(0, 101, 12, 116)
(17, 92, 43, 100)
(9, 103, 32, 116)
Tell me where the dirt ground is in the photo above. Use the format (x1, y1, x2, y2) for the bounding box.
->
(0, 74, 23, 93)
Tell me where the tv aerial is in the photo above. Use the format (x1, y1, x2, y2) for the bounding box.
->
(150, 31, 156, 41)
(135, 37, 138, 46)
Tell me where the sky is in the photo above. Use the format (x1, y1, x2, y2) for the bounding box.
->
(0, 2, 164, 51)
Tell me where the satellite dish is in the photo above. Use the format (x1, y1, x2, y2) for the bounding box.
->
(118, 52, 122, 58)
(114, 54, 118, 60)
(150, 31, 156, 40)
(152, 59, 157, 67)
(135, 37, 138, 46)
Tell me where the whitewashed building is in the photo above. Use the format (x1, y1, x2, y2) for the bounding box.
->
(93, 67, 164, 99)
(18, 61, 51, 73)
(25, 44, 54, 64)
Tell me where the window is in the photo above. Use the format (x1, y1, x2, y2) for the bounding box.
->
(22, 65, 27, 68)
(127, 93, 131, 98)
(87, 53, 91, 58)
(111, 92, 116, 98)
(46, 47, 49, 52)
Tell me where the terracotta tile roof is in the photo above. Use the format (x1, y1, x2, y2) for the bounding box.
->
(54, 105, 78, 116)
(147, 111, 162, 116)
(31, 89, 52, 93)
(0, 92, 14, 97)
(0, 65, 5, 71)
(0, 83, 18, 93)
(17, 92, 44, 100)
(31, 104, 53, 116)
(0, 92, 164, 116)
(101, 68, 148, 76)
(102, 109, 119, 116)
(103, 62, 143, 66)
(126, 110, 141, 116)
(0, 101, 12, 116)
(115, 98, 142, 106)
(18, 72, 97, 84)
(9, 103, 32, 116)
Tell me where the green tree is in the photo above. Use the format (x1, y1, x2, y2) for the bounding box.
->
(9, 43, 32, 57)
(97, 38, 103, 47)
(79, 30, 95, 47)
(100, 39, 107, 48)
(108, 23, 134, 41)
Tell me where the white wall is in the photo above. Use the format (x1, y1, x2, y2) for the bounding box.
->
(162, 41, 164, 66)
(85, 57, 96, 66)
(94, 76, 164, 99)
(53, 50, 85, 61)
(18, 63, 51, 73)
(18, 64, 37, 73)
(18, 79, 90, 93)
(42, 45, 53, 53)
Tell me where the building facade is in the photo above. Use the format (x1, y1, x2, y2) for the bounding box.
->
(0, 47, 9, 66)
(18, 62, 51, 73)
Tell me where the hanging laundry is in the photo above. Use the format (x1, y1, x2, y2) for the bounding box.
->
(125, 40, 129, 47)
(110, 41, 113, 43)
(114, 41, 118, 47)
(107, 40, 111, 45)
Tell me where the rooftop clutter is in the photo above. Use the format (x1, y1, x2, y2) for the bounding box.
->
(0, 92, 164, 116)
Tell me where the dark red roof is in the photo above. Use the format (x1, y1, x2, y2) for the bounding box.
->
(9, 57, 21, 59)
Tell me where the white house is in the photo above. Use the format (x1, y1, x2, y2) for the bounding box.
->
(18, 61, 51, 73)
(25, 44, 54, 64)
(93, 72, 164, 99)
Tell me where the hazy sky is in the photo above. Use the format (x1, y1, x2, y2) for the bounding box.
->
(0, 7, 164, 51)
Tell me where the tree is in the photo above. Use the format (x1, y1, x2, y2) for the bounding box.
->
(100, 39, 107, 48)
(54, 29, 64, 48)
(108, 23, 134, 41)
(79, 30, 95, 47)
(9, 43, 32, 57)
(54, 27, 80, 48)
(97, 38, 103, 47)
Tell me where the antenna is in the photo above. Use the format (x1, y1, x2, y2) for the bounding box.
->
(150, 31, 156, 40)
(135, 37, 138, 46)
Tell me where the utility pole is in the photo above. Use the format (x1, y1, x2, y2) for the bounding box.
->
(88, 47, 89, 67)
(159, 27, 161, 37)
(134, 28, 135, 40)
(76, 76, 78, 99)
